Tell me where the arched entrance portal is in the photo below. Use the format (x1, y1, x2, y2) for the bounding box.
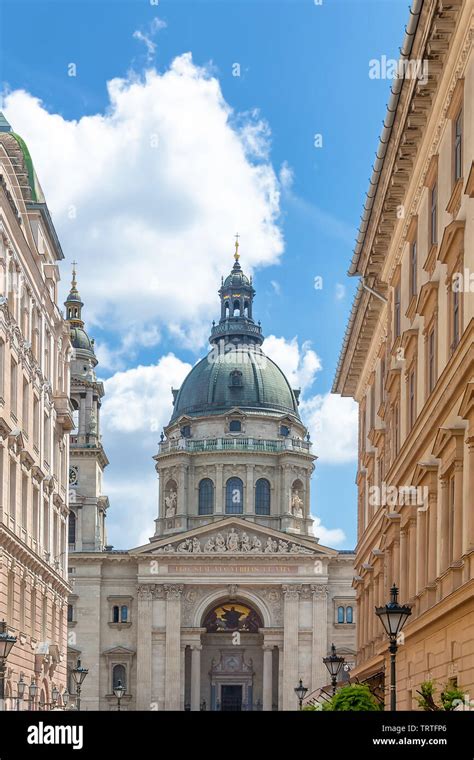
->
(184, 598, 278, 711)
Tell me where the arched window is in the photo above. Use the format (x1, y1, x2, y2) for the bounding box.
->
(67, 604, 74, 623)
(255, 478, 271, 515)
(112, 605, 120, 624)
(68, 511, 76, 545)
(198, 479, 214, 515)
(112, 664, 126, 691)
(337, 606, 344, 624)
(120, 605, 128, 623)
(226, 477, 243, 514)
(233, 300, 241, 316)
(229, 420, 241, 432)
(346, 606, 353, 624)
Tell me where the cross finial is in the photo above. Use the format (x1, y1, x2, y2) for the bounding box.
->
(71, 261, 78, 290)
(234, 233, 240, 261)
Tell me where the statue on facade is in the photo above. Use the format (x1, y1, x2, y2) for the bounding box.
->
(240, 532, 251, 552)
(192, 537, 202, 553)
(165, 489, 177, 518)
(204, 536, 216, 553)
(291, 489, 304, 519)
(264, 537, 277, 553)
(215, 533, 226, 552)
(227, 528, 239, 552)
(250, 535, 262, 553)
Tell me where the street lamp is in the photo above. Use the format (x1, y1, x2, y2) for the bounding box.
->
(323, 643, 345, 696)
(29, 680, 38, 711)
(0, 621, 17, 711)
(62, 690, 69, 710)
(51, 686, 59, 709)
(16, 675, 26, 711)
(71, 659, 88, 711)
(375, 584, 411, 711)
(294, 679, 308, 710)
(113, 680, 125, 712)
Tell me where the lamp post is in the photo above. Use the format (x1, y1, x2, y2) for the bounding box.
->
(16, 675, 26, 711)
(51, 686, 59, 710)
(0, 621, 17, 711)
(323, 643, 345, 696)
(294, 679, 308, 710)
(62, 690, 69, 710)
(71, 659, 88, 711)
(113, 680, 125, 712)
(29, 680, 38, 711)
(375, 584, 412, 711)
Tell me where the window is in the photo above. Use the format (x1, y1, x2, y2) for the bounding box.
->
(22, 377, 29, 434)
(43, 502, 49, 551)
(229, 370, 243, 388)
(449, 475, 455, 563)
(112, 664, 126, 691)
(394, 284, 401, 339)
(120, 605, 128, 623)
(33, 396, 40, 448)
(21, 474, 28, 530)
(430, 183, 437, 246)
(44, 413, 51, 465)
(67, 604, 74, 623)
(337, 606, 344, 624)
(408, 369, 416, 431)
(225, 477, 243, 514)
(32, 488, 39, 541)
(112, 605, 128, 624)
(41, 596, 47, 639)
(31, 588, 37, 637)
(255, 478, 271, 515)
(452, 289, 460, 352)
(112, 605, 120, 623)
(410, 240, 417, 298)
(454, 110, 463, 182)
(180, 425, 191, 438)
(68, 511, 76, 545)
(198, 478, 214, 515)
(10, 358, 17, 416)
(337, 605, 354, 624)
(280, 424, 290, 437)
(428, 328, 436, 394)
(9, 460, 16, 520)
(346, 606, 353, 624)
(229, 420, 241, 433)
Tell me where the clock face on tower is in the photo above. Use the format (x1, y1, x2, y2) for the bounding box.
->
(69, 467, 78, 487)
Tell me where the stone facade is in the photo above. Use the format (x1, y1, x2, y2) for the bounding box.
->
(333, 1, 474, 708)
(0, 116, 72, 708)
(68, 250, 356, 710)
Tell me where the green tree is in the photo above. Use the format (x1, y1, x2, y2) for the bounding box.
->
(416, 680, 466, 711)
(322, 684, 382, 711)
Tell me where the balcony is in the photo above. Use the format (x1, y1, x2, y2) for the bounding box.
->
(158, 436, 312, 455)
(53, 393, 75, 431)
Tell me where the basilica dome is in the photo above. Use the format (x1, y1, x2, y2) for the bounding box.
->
(170, 345, 300, 421)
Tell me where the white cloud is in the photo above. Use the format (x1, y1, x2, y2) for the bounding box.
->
(4, 53, 284, 354)
(301, 392, 358, 464)
(310, 515, 346, 547)
(262, 335, 321, 393)
(133, 16, 167, 63)
(270, 280, 281, 296)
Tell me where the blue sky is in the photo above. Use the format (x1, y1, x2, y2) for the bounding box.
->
(1, 0, 408, 549)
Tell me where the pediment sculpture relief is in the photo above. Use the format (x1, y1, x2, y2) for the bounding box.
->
(156, 527, 315, 555)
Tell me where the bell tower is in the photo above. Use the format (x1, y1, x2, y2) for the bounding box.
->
(66, 264, 110, 552)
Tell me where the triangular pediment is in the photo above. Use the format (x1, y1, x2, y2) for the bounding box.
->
(131, 517, 337, 557)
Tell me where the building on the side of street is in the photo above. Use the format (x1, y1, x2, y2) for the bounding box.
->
(0, 113, 73, 709)
(333, 0, 474, 708)
(67, 247, 356, 711)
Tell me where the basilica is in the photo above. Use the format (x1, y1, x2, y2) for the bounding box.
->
(66, 246, 356, 711)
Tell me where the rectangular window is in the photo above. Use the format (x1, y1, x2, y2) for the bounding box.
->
(53, 512, 58, 563)
(452, 290, 460, 352)
(10, 358, 17, 416)
(9, 460, 16, 520)
(31, 588, 37, 637)
(67, 604, 74, 623)
(44, 413, 51, 466)
(454, 110, 463, 182)
(32, 487, 39, 541)
(19, 581, 25, 631)
(21, 473, 28, 530)
(41, 596, 47, 640)
(410, 240, 417, 298)
(430, 183, 438, 246)
(428, 329, 436, 393)
(43, 502, 49, 552)
(394, 285, 401, 339)
(33, 396, 40, 448)
(408, 369, 416, 431)
(22, 376, 29, 435)
(7, 572, 14, 621)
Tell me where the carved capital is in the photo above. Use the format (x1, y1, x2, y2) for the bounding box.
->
(164, 584, 184, 600)
(311, 584, 328, 599)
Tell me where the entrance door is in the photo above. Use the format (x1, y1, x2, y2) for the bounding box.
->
(221, 685, 242, 711)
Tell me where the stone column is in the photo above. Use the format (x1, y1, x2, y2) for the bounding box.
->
(215, 464, 223, 514)
(282, 585, 300, 710)
(439, 478, 449, 574)
(392, 539, 400, 588)
(262, 645, 273, 711)
(311, 585, 328, 691)
(427, 493, 438, 583)
(453, 461, 463, 561)
(408, 520, 417, 599)
(190, 645, 202, 711)
(136, 585, 153, 710)
(245, 464, 253, 514)
(465, 436, 474, 553)
(164, 585, 183, 710)
(416, 510, 427, 594)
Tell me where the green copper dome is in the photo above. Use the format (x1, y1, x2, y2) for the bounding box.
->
(171, 346, 300, 421)
(70, 326, 94, 352)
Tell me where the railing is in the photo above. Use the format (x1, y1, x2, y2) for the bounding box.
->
(158, 437, 312, 455)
